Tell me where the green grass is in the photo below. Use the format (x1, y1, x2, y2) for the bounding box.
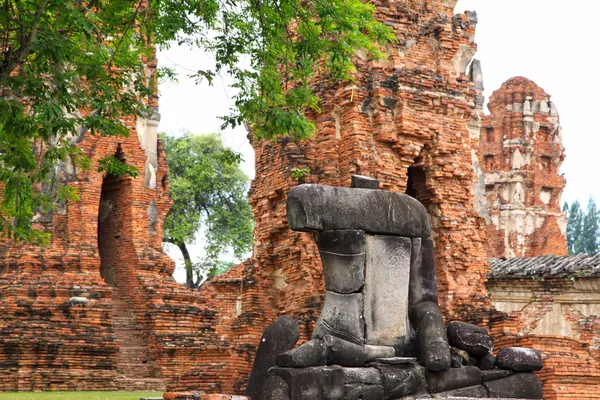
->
(0, 392, 162, 400)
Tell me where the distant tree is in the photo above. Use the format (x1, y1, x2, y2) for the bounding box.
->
(567, 201, 584, 255)
(582, 197, 599, 255)
(161, 133, 253, 288)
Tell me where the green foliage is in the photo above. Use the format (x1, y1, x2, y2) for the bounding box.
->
(566, 198, 599, 255)
(1, 0, 392, 243)
(98, 155, 139, 178)
(152, 0, 394, 140)
(582, 197, 599, 255)
(0, 0, 155, 241)
(291, 167, 311, 182)
(161, 132, 253, 287)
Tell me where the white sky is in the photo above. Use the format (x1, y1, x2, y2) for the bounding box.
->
(158, 1, 599, 281)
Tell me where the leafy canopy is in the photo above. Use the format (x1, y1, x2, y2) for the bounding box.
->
(161, 133, 253, 286)
(0, 0, 155, 242)
(0, 0, 393, 243)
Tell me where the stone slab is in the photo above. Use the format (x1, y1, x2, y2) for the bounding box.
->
(364, 235, 412, 349)
(483, 373, 543, 399)
(372, 363, 427, 398)
(287, 184, 431, 237)
(265, 366, 344, 400)
(430, 385, 488, 398)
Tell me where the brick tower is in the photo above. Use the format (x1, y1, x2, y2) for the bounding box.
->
(480, 77, 567, 258)
(231, 0, 491, 343)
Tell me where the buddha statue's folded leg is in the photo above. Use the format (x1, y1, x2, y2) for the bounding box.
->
(408, 237, 451, 371)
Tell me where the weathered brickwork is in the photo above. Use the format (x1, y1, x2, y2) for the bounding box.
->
(186, 0, 494, 392)
(0, 2, 595, 399)
(487, 255, 600, 399)
(480, 77, 568, 258)
(0, 54, 254, 392)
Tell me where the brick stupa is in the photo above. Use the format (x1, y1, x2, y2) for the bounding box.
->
(480, 77, 567, 258)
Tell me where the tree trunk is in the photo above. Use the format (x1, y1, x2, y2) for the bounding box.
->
(177, 241, 201, 288)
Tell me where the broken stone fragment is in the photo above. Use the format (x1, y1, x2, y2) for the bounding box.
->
(425, 365, 482, 393)
(372, 363, 426, 398)
(450, 353, 463, 368)
(245, 316, 299, 400)
(475, 352, 496, 370)
(483, 372, 543, 398)
(496, 347, 543, 371)
(446, 321, 493, 356)
(450, 347, 470, 367)
(276, 339, 327, 368)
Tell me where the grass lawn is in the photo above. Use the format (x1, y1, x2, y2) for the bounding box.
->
(0, 392, 162, 400)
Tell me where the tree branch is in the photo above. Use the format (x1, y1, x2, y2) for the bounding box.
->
(0, 0, 49, 78)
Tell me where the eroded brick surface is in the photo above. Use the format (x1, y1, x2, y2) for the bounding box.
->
(0, 2, 593, 399)
(480, 77, 568, 258)
(186, 0, 494, 392)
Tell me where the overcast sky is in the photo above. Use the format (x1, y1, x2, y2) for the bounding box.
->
(158, 1, 599, 281)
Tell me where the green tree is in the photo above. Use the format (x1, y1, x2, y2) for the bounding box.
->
(161, 133, 253, 288)
(0, 1, 393, 243)
(582, 197, 599, 255)
(567, 201, 584, 255)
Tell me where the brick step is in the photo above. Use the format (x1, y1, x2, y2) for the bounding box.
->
(118, 354, 150, 364)
(116, 377, 166, 391)
(111, 288, 159, 381)
(118, 367, 153, 378)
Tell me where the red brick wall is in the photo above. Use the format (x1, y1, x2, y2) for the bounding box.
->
(487, 277, 600, 399)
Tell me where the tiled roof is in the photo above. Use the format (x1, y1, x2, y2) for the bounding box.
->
(488, 253, 600, 278)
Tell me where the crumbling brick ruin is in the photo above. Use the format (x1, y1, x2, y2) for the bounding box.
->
(480, 77, 568, 258)
(487, 255, 600, 399)
(187, 0, 494, 391)
(0, 0, 596, 399)
(0, 56, 253, 392)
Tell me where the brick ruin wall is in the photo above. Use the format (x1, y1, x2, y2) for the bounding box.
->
(480, 77, 568, 258)
(0, 54, 256, 393)
(487, 276, 600, 399)
(187, 3, 594, 400)
(0, 1, 595, 399)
